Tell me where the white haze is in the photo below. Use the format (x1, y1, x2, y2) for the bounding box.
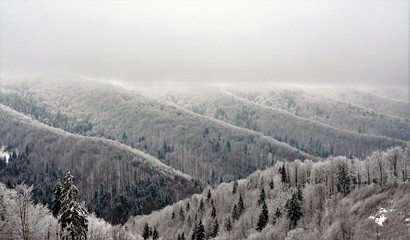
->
(0, 0, 408, 89)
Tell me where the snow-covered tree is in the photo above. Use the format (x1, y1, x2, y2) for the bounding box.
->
(53, 171, 88, 239)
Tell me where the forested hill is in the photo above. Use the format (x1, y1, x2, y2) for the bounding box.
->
(0, 78, 315, 185)
(127, 146, 409, 240)
(0, 104, 201, 224)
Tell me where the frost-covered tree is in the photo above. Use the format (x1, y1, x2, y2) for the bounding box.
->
(53, 171, 88, 239)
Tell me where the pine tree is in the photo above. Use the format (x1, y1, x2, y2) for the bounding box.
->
(256, 202, 269, 232)
(258, 188, 266, 206)
(172, 210, 175, 219)
(286, 193, 303, 229)
(186, 202, 190, 211)
(142, 223, 150, 240)
(210, 219, 219, 238)
(53, 171, 88, 240)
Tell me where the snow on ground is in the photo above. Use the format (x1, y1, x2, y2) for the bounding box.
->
(0, 146, 10, 163)
(369, 208, 393, 226)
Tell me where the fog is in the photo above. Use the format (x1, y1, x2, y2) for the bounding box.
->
(1, 1, 408, 88)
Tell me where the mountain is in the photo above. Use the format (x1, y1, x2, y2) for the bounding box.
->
(136, 84, 407, 157)
(0, 77, 314, 185)
(0, 104, 200, 224)
(126, 146, 409, 240)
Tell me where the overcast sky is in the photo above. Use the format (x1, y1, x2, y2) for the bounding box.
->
(1, 1, 408, 88)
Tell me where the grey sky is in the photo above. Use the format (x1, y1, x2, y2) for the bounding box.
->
(1, 1, 408, 88)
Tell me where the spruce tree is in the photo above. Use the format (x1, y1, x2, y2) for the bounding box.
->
(210, 219, 219, 238)
(142, 223, 150, 240)
(338, 163, 351, 196)
(152, 227, 159, 240)
(224, 217, 232, 232)
(237, 194, 245, 216)
(191, 220, 205, 240)
(232, 180, 238, 194)
(232, 204, 239, 220)
(286, 193, 303, 229)
(198, 199, 205, 213)
(211, 205, 216, 219)
(51, 181, 63, 218)
(256, 202, 269, 232)
(53, 171, 88, 240)
(258, 188, 266, 206)
(281, 164, 288, 184)
(180, 206, 185, 221)
(269, 179, 274, 189)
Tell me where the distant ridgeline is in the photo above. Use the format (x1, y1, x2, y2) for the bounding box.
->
(0, 80, 407, 187)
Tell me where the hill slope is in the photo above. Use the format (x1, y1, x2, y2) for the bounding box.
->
(127, 146, 409, 240)
(0, 78, 314, 184)
(0, 104, 200, 224)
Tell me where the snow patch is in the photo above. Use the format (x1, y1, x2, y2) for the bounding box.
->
(0, 146, 10, 164)
(369, 207, 393, 226)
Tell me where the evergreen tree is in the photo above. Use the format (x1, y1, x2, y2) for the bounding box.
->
(224, 217, 232, 232)
(53, 171, 88, 240)
(198, 199, 205, 213)
(191, 220, 205, 240)
(210, 219, 219, 238)
(51, 181, 62, 218)
(152, 226, 159, 240)
(274, 207, 282, 218)
(186, 202, 190, 211)
(258, 188, 266, 206)
(297, 186, 303, 202)
(286, 193, 303, 229)
(269, 179, 274, 189)
(232, 180, 238, 194)
(280, 164, 288, 184)
(237, 194, 245, 216)
(171, 210, 175, 219)
(180, 206, 185, 221)
(232, 204, 239, 220)
(256, 202, 269, 232)
(207, 189, 212, 200)
(338, 162, 351, 196)
(211, 205, 216, 219)
(142, 223, 150, 240)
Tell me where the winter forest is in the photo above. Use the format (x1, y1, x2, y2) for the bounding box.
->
(1, 1, 409, 239)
